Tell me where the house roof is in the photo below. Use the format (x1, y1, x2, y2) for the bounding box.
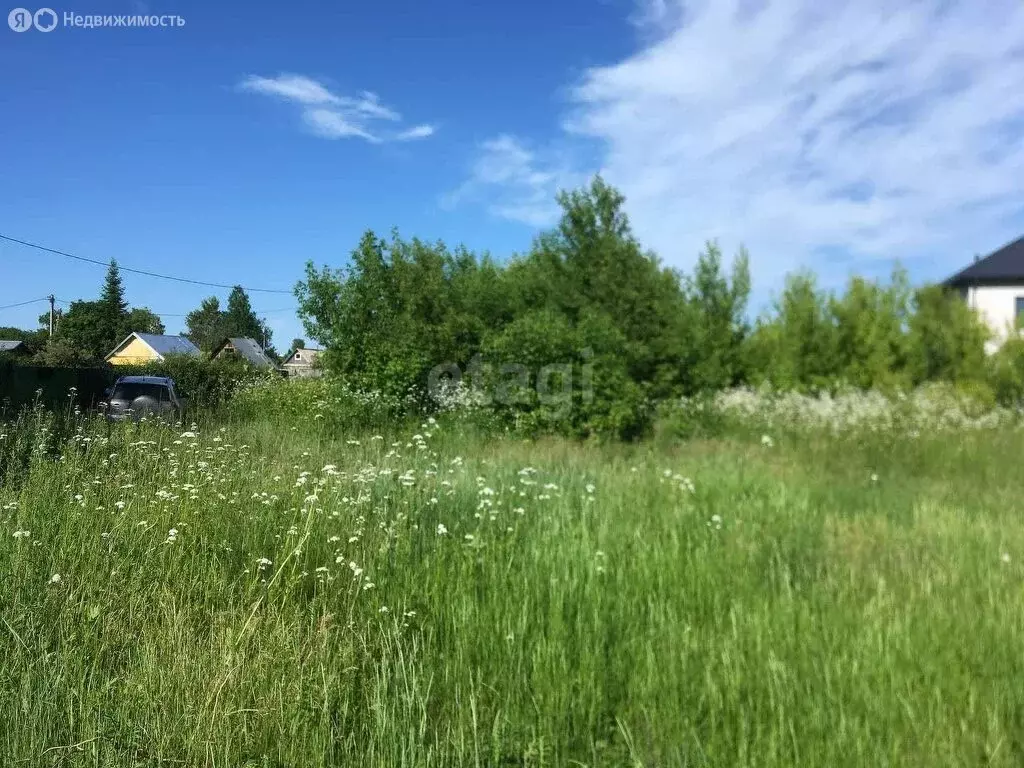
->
(0, 340, 25, 352)
(213, 337, 276, 368)
(282, 347, 322, 365)
(106, 332, 201, 361)
(946, 235, 1024, 286)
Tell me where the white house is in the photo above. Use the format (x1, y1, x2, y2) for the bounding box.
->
(946, 235, 1024, 354)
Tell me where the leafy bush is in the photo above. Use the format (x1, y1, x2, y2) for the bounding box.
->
(292, 176, 1003, 440)
(987, 337, 1024, 407)
(113, 356, 273, 410)
(228, 376, 411, 432)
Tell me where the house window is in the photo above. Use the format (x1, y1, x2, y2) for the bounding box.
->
(1016, 297, 1024, 327)
(294, 352, 301, 361)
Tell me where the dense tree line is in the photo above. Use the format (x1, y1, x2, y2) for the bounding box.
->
(183, 287, 273, 355)
(297, 177, 1024, 437)
(1, 263, 275, 366)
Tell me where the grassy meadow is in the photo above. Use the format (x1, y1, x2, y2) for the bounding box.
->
(2, 389, 1024, 766)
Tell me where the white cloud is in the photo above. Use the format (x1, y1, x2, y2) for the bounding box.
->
(303, 108, 379, 142)
(456, 0, 1024, 296)
(445, 135, 587, 227)
(396, 124, 437, 141)
(240, 74, 340, 105)
(240, 73, 433, 144)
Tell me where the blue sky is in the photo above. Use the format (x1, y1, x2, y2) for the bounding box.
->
(2, 0, 1023, 347)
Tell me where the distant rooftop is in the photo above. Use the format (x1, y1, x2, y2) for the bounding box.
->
(135, 333, 202, 357)
(217, 337, 276, 369)
(946, 235, 1024, 286)
(0, 340, 25, 352)
(107, 333, 202, 361)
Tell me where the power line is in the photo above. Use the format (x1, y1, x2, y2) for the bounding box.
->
(53, 298, 298, 317)
(0, 296, 49, 311)
(0, 233, 293, 294)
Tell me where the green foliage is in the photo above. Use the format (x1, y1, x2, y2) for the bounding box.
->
(125, 307, 165, 335)
(44, 262, 164, 359)
(906, 284, 990, 385)
(745, 270, 992, 396)
(744, 272, 840, 391)
(184, 297, 229, 352)
(185, 289, 271, 353)
(228, 375, 409, 431)
(100, 260, 128, 312)
(829, 270, 911, 390)
(47, 300, 111, 360)
(684, 242, 750, 391)
(297, 178, 712, 438)
(226, 285, 271, 347)
(295, 177, 1005, 438)
(29, 338, 99, 367)
(0, 326, 47, 354)
(115, 355, 271, 410)
(298, 231, 510, 400)
(986, 336, 1024, 406)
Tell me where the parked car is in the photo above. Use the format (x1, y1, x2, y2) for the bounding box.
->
(101, 375, 187, 422)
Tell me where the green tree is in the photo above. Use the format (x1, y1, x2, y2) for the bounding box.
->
(744, 272, 839, 390)
(830, 270, 911, 389)
(185, 297, 229, 353)
(30, 338, 97, 367)
(906, 285, 989, 385)
(45, 300, 110, 359)
(124, 307, 166, 336)
(225, 286, 270, 347)
(510, 176, 694, 399)
(0, 325, 47, 354)
(98, 260, 130, 352)
(685, 242, 750, 391)
(298, 231, 503, 398)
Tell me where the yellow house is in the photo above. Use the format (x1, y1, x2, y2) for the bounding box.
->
(106, 333, 202, 366)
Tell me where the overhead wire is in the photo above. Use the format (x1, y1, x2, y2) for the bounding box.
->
(0, 233, 293, 294)
(53, 298, 297, 317)
(0, 296, 50, 311)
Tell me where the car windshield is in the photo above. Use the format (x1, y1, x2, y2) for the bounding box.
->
(111, 383, 168, 402)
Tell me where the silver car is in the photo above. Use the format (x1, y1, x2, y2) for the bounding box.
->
(102, 375, 186, 422)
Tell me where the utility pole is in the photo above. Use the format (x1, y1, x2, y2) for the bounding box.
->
(48, 294, 55, 337)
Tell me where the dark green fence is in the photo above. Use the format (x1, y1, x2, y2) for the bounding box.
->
(0, 358, 277, 418)
(0, 362, 115, 415)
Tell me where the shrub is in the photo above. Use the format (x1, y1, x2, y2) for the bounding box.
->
(987, 337, 1024, 407)
(113, 356, 272, 410)
(228, 376, 411, 432)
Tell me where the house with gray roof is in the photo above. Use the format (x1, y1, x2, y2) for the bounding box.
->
(211, 337, 277, 369)
(0, 340, 27, 356)
(106, 333, 202, 365)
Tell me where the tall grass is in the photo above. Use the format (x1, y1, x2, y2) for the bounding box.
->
(2, 394, 1024, 766)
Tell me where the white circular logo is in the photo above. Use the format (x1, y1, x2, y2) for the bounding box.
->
(33, 7, 57, 31)
(8, 7, 33, 31)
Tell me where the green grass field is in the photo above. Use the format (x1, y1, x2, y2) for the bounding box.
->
(2, 400, 1024, 766)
